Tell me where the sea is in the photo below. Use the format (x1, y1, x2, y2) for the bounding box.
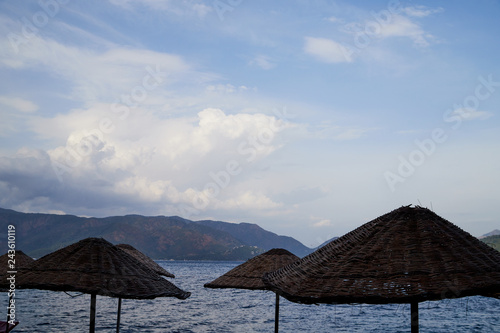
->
(5, 261, 500, 332)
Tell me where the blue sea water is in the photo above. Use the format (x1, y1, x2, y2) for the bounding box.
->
(5, 261, 500, 332)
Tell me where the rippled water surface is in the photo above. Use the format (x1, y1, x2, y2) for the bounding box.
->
(6, 261, 500, 332)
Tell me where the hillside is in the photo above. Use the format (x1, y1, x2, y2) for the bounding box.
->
(314, 236, 339, 250)
(0, 208, 312, 260)
(482, 235, 500, 252)
(195, 220, 312, 257)
(480, 229, 500, 238)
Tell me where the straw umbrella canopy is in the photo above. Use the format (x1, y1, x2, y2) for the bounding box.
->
(0, 250, 34, 271)
(205, 248, 299, 332)
(4, 237, 190, 332)
(263, 205, 500, 332)
(114, 243, 176, 331)
(116, 243, 174, 278)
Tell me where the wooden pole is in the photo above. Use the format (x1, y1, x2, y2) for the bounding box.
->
(274, 293, 279, 333)
(116, 298, 122, 333)
(90, 293, 96, 333)
(411, 301, 419, 333)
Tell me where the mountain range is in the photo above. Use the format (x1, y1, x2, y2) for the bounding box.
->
(0, 208, 312, 260)
(479, 229, 500, 238)
(1, 207, 498, 261)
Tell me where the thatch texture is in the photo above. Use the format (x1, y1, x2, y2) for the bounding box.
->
(6, 238, 190, 300)
(204, 248, 299, 290)
(0, 250, 35, 270)
(263, 205, 500, 304)
(116, 243, 175, 278)
(0, 321, 18, 332)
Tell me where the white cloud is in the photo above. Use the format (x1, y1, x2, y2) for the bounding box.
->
(378, 15, 430, 47)
(113, 176, 182, 203)
(109, 0, 212, 18)
(313, 219, 332, 228)
(337, 7, 440, 53)
(192, 3, 212, 17)
(45, 209, 66, 215)
(0, 35, 192, 104)
(4, 106, 294, 216)
(249, 55, 275, 70)
(304, 37, 353, 63)
(29, 104, 111, 143)
(326, 16, 340, 23)
(401, 6, 444, 18)
(449, 108, 493, 121)
(216, 191, 282, 210)
(378, 15, 421, 37)
(205, 84, 249, 94)
(0, 95, 39, 138)
(0, 96, 38, 113)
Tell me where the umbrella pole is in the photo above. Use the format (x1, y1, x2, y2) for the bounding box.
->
(411, 301, 418, 333)
(274, 293, 279, 333)
(116, 297, 122, 333)
(90, 293, 97, 333)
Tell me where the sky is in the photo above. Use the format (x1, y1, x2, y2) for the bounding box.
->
(0, 0, 499, 248)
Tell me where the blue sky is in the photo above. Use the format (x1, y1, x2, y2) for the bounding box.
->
(1, 0, 499, 247)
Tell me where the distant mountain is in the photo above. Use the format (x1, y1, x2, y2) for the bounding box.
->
(313, 236, 339, 250)
(195, 220, 313, 257)
(0, 208, 312, 260)
(482, 235, 500, 252)
(480, 229, 500, 239)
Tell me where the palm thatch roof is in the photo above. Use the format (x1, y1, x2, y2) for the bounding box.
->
(116, 243, 175, 278)
(0, 250, 35, 270)
(263, 205, 500, 305)
(6, 238, 190, 300)
(205, 248, 299, 290)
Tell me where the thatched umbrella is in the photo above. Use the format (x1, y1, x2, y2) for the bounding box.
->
(0, 250, 34, 270)
(0, 322, 17, 333)
(205, 248, 299, 333)
(2, 238, 190, 333)
(1, 250, 34, 332)
(115, 243, 175, 330)
(263, 205, 500, 332)
(116, 244, 174, 278)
